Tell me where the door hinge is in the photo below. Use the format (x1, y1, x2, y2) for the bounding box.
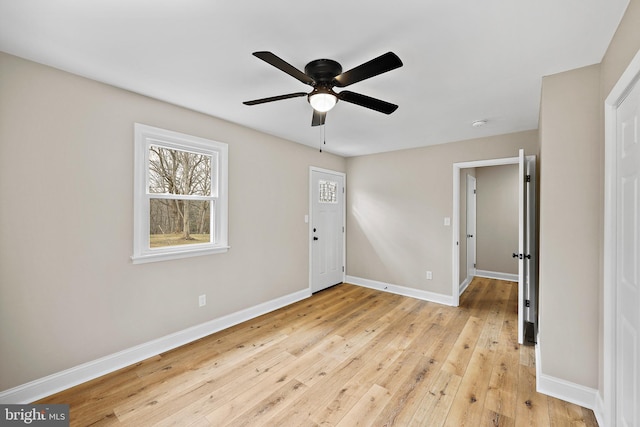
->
(513, 253, 531, 260)
(473, 263, 476, 268)
(342, 226, 345, 233)
(525, 299, 531, 307)
(342, 266, 345, 272)
(473, 189, 477, 194)
(526, 175, 531, 182)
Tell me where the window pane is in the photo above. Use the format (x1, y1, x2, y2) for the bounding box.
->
(149, 199, 212, 248)
(149, 146, 212, 196)
(319, 180, 338, 203)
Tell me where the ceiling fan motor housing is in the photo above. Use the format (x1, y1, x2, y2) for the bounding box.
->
(304, 59, 342, 84)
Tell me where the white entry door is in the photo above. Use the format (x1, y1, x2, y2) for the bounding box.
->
(615, 68, 640, 427)
(310, 168, 345, 293)
(466, 175, 477, 280)
(517, 149, 537, 345)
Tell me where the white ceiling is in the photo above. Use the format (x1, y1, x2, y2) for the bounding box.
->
(0, 0, 629, 157)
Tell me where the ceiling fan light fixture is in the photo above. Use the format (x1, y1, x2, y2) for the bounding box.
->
(245, 51, 403, 126)
(309, 92, 337, 113)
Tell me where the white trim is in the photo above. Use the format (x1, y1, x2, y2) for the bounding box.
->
(517, 149, 526, 345)
(453, 165, 460, 305)
(475, 270, 519, 282)
(535, 373, 598, 410)
(603, 47, 640, 427)
(459, 275, 472, 295)
(594, 392, 605, 427)
(454, 157, 521, 169)
(0, 288, 311, 404)
(535, 344, 598, 410)
(309, 167, 346, 292)
(536, 344, 598, 410)
(132, 245, 231, 264)
(603, 88, 618, 427)
(346, 275, 455, 306)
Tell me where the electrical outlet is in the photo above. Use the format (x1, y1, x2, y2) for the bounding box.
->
(198, 294, 206, 307)
(426, 271, 433, 280)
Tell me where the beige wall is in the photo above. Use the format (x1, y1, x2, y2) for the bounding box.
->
(346, 131, 538, 295)
(476, 165, 519, 275)
(538, 0, 640, 395)
(602, 0, 640, 96)
(0, 53, 345, 391)
(539, 64, 602, 388)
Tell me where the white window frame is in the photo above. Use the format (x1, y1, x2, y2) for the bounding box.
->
(132, 123, 229, 264)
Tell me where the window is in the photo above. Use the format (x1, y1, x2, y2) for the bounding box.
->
(319, 180, 338, 203)
(132, 124, 228, 263)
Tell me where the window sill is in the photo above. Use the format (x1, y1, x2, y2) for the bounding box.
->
(131, 246, 230, 264)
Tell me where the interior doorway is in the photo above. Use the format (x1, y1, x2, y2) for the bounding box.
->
(460, 165, 520, 285)
(452, 150, 537, 345)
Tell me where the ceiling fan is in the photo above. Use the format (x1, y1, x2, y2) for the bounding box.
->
(243, 51, 403, 126)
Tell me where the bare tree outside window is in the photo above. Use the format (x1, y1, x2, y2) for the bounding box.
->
(148, 146, 214, 248)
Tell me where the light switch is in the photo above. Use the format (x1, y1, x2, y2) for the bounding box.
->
(444, 217, 451, 226)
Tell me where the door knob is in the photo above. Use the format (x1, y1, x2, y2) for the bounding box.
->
(313, 236, 318, 241)
(467, 234, 473, 238)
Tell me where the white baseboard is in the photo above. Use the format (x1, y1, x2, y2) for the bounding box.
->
(0, 288, 311, 404)
(345, 275, 455, 306)
(535, 344, 598, 411)
(475, 270, 518, 282)
(594, 391, 605, 426)
(459, 276, 472, 295)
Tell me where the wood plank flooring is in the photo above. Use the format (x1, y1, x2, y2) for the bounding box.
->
(37, 277, 598, 426)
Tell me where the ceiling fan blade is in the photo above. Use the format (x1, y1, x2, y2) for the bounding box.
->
(338, 91, 398, 114)
(252, 51, 316, 86)
(243, 92, 307, 106)
(311, 110, 326, 127)
(333, 52, 403, 88)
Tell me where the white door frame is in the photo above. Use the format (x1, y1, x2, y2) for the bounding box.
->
(603, 48, 640, 427)
(452, 156, 519, 306)
(308, 166, 346, 292)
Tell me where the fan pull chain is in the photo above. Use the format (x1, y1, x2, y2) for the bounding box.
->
(319, 124, 326, 153)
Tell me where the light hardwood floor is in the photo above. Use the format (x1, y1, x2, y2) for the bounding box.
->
(37, 278, 598, 426)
